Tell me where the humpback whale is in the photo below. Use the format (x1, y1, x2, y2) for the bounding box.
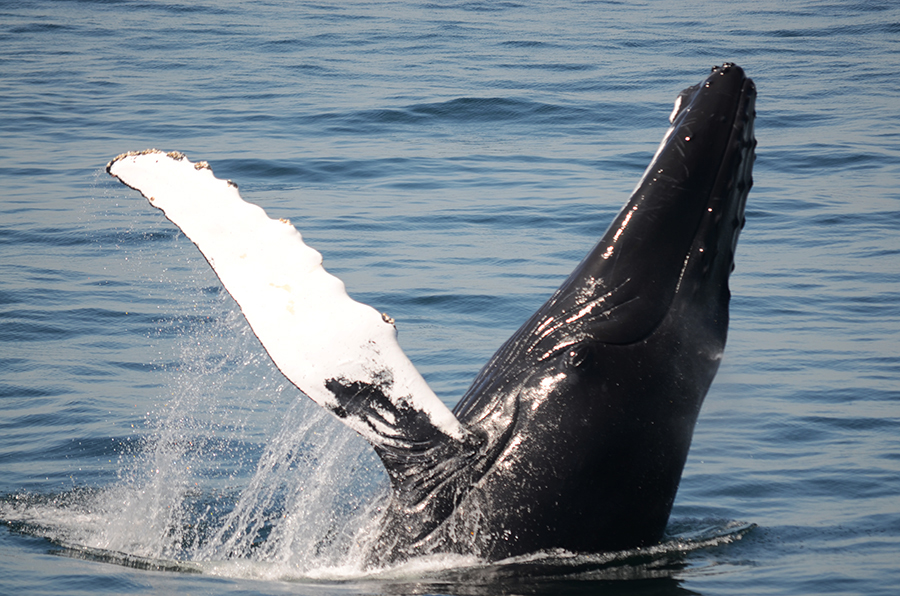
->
(108, 63, 756, 565)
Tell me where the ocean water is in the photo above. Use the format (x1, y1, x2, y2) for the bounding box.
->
(2, 0, 899, 594)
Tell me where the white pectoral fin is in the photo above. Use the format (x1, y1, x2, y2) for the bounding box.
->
(107, 149, 468, 452)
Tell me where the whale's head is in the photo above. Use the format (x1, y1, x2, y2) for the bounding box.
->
(538, 62, 756, 352)
(450, 63, 756, 557)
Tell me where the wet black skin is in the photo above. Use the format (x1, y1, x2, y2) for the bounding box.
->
(367, 64, 756, 564)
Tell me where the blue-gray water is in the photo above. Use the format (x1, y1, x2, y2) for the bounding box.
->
(2, 1, 899, 594)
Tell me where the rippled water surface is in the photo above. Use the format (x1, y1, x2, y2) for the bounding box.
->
(2, 1, 899, 594)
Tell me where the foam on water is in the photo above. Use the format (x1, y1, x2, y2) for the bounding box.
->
(3, 491, 752, 583)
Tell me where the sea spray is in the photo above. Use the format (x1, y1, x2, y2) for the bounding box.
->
(87, 305, 266, 559)
(196, 396, 387, 569)
(104, 297, 389, 568)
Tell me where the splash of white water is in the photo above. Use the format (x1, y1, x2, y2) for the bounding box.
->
(0, 293, 389, 573)
(107, 301, 390, 570)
